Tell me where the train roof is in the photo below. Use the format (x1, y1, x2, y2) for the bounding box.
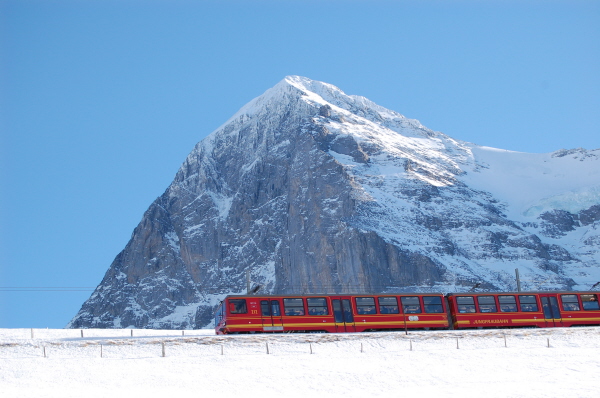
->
(222, 292, 446, 299)
(220, 291, 600, 300)
(446, 291, 600, 296)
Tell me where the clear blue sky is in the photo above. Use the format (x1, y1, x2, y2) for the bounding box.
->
(1, 0, 598, 328)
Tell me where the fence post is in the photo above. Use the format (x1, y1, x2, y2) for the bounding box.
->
(266, 342, 270, 355)
(221, 345, 224, 355)
(456, 338, 459, 349)
(81, 330, 83, 338)
(100, 344, 103, 358)
(131, 329, 133, 337)
(409, 339, 413, 351)
(43, 346, 46, 358)
(162, 342, 165, 357)
(310, 343, 313, 354)
(547, 338, 550, 348)
(31, 328, 34, 339)
(361, 343, 363, 353)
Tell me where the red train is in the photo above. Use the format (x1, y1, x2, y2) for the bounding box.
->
(214, 291, 600, 334)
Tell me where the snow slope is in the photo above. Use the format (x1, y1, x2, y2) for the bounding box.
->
(463, 146, 600, 221)
(1, 327, 599, 397)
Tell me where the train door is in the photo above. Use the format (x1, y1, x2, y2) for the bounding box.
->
(539, 294, 563, 327)
(261, 299, 284, 332)
(331, 297, 356, 333)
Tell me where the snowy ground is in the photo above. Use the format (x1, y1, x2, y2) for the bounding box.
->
(1, 327, 599, 398)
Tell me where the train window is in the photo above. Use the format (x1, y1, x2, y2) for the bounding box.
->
(561, 295, 581, 311)
(456, 296, 476, 313)
(423, 296, 444, 313)
(356, 297, 377, 314)
(307, 298, 329, 315)
(581, 294, 599, 310)
(261, 300, 270, 316)
(229, 299, 247, 314)
(401, 296, 422, 314)
(378, 297, 399, 314)
(477, 296, 497, 313)
(283, 298, 305, 316)
(498, 296, 518, 312)
(518, 295, 539, 312)
(272, 301, 281, 316)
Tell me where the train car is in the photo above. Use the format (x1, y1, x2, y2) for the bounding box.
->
(447, 291, 600, 329)
(214, 293, 449, 334)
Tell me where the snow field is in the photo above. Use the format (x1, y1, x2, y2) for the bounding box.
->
(1, 327, 599, 397)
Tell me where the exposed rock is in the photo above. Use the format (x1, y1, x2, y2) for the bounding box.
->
(539, 210, 577, 238)
(579, 204, 600, 226)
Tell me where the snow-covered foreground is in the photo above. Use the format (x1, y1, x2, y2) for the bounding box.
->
(1, 327, 599, 397)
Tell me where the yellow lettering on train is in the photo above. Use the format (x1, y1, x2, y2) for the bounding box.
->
(472, 319, 510, 324)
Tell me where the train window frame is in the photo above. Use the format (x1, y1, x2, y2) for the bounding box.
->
(261, 300, 269, 316)
(229, 299, 248, 314)
(477, 296, 498, 313)
(423, 296, 444, 313)
(356, 297, 377, 315)
(283, 298, 305, 316)
(581, 294, 600, 311)
(456, 296, 476, 313)
(214, 303, 225, 326)
(498, 295, 518, 312)
(561, 294, 581, 311)
(307, 297, 329, 315)
(518, 295, 539, 312)
(271, 300, 281, 316)
(401, 296, 422, 314)
(378, 296, 399, 314)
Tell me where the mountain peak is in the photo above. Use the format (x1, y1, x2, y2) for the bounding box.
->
(214, 75, 437, 152)
(278, 75, 345, 100)
(236, 75, 349, 115)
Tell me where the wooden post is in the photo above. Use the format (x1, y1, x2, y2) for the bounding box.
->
(162, 342, 165, 357)
(547, 338, 550, 348)
(81, 330, 83, 338)
(130, 329, 133, 337)
(310, 343, 313, 354)
(456, 338, 459, 349)
(266, 342, 270, 355)
(409, 339, 413, 351)
(246, 270, 251, 295)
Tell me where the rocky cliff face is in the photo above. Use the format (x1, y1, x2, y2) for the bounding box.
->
(68, 76, 600, 329)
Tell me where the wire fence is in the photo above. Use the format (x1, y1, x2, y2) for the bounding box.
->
(2, 327, 599, 359)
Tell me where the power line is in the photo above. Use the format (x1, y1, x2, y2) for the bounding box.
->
(0, 287, 96, 292)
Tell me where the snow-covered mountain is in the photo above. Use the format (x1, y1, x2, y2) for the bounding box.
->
(68, 76, 600, 329)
